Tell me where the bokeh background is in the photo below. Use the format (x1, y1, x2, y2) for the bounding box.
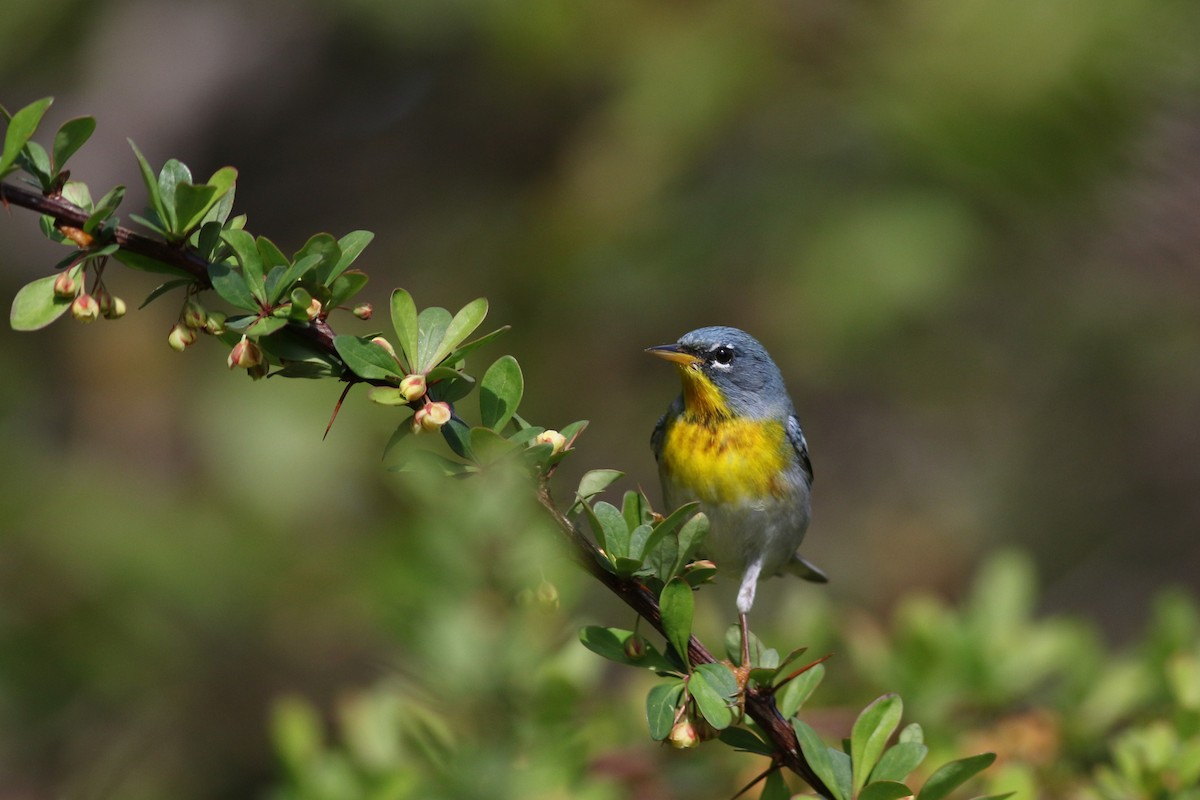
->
(2, 0, 1200, 797)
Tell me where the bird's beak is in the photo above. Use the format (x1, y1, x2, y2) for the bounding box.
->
(645, 343, 700, 366)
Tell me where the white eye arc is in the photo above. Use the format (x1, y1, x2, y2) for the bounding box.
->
(710, 345, 735, 367)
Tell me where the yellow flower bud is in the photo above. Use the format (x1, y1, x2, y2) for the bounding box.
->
(352, 303, 372, 320)
(71, 293, 100, 323)
(669, 720, 700, 749)
(412, 401, 452, 433)
(399, 374, 427, 402)
(535, 429, 567, 455)
(53, 271, 78, 299)
(227, 336, 263, 369)
(168, 323, 197, 352)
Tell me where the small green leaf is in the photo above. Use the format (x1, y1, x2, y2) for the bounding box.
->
(327, 269, 369, 310)
(671, 512, 710, 578)
(323, 230, 374, 284)
(431, 297, 488, 366)
(577, 469, 623, 501)
(659, 577, 694, 667)
(479, 355, 523, 431)
(244, 316, 288, 338)
(256, 235, 289, 285)
(578, 626, 678, 673)
(859, 781, 914, 800)
(915, 753, 996, 800)
(718, 727, 774, 757)
(84, 185, 125, 234)
(221, 229, 265, 301)
(10, 273, 72, 331)
(266, 253, 322, 305)
(173, 166, 236, 235)
(389, 289, 419, 372)
(52, 116, 95, 172)
(851, 694, 903, 794)
(646, 681, 685, 741)
(1, 96, 52, 177)
(871, 741, 928, 783)
(113, 248, 189, 277)
(589, 501, 629, 558)
(208, 260, 258, 310)
(777, 663, 825, 718)
(416, 306, 452, 372)
(440, 417, 473, 461)
(622, 489, 649, 531)
(690, 663, 737, 730)
(899, 723, 924, 745)
(829, 751, 854, 800)
(139, 278, 192, 309)
(127, 139, 166, 226)
(442, 325, 511, 368)
(469, 427, 515, 464)
(156, 159, 192, 232)
(333, 335, 404, 381)
(793, 720, 846, 800)
(760, 769, 789, 800)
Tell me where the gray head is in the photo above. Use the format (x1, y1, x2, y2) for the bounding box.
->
(647, 326, 792, 419)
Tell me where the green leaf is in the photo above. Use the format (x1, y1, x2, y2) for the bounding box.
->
(389, 289, 419, 372)
(430, 297, 488, 366)
(718, 727, 774, 757)
(139, 278, 192, 309)
(327, 269, 369, 310)
(219, 229, 265, 301)
(622, 489, 649, 531)
(859, 781, 915, 800)
(324, 230, 374, 284)
(208, 260, 258, 310)
(10, 273, 73, 331)
(84, 185, 125, 234)
(442, 325, 510, 368)
(916, 753, 996, 800)
(899, 723, 924, 745)
(851, 694, 904, 794)
(577, 469, 623, 502)
(871, 741, 928, 783)
(440, 417, 473, 460)
(111, 248, 189, 277)
(671, 512, 710, 578)
(256, 236, 289, 285)
(172, 166, 236, 238)
(156, 159, 192, 232)
(479, 355, 523, 431)
(266, 253, 323, 305)
(333, 335, 404, 381)
(244, 316, 288, 338)
(416, 306, 451, 372)
(646, 681, 685, 741)
(776, 663, 825, 718)
(127, 140, 167, 227)
(659, 577, 694, 667)
(52, 116, 95, 172)
(469, 427, 515, 464)
(577, 627, 677, 673)
(690, 663, 737, 730)
(794, 720, 847, 800)
(761, 770, 789, 800)
(1, 97, 52, 177)
(22, 140, 51, 186)
(588, 501, 629, 559)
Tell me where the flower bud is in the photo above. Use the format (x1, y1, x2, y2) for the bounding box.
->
(535, 429, 567, 455)
(102, 295, 127, 320)
(535, 580, 559, 610)
(624, 633, 646, 661)
(669, 720, 700, 749)
(305, 297, 322, 320)
(370, 337, 397, 359)
(168, 323, 197, 351)
(71, 293, 100, 323)
(227, 336, 263, 369)
(183, 299, 208, 329)
(204, 311, 227, 335)
(399, 373, 426, 402)
(352, 303, 372, 320)
(412, 401, 452, 433)
(53, 271, 78, 299)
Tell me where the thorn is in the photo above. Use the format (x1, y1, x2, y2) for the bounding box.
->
(324, 381, 355, 440)
(770, 653, 834, 692)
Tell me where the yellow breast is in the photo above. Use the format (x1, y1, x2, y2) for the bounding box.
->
(659, 416, 790, 504)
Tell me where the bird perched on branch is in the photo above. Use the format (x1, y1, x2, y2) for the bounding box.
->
(648, 326, 826, 669)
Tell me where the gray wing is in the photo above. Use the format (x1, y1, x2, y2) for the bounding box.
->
(786, 414, 813, 484)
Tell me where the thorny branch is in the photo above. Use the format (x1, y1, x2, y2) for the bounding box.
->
(3, 177, 831, 797)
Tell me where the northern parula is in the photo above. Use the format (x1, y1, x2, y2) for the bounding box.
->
(648, 326, 826, 666)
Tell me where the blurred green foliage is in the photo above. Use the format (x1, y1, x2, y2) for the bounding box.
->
(3, 0, 1200, 796)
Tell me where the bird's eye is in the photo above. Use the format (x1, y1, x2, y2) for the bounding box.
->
(712, 346, 734, 365)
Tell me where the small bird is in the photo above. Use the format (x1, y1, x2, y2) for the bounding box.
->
(648, 326, 826, 668)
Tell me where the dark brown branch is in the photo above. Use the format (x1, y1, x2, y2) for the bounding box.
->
(2, 180, 350, 374)
(535, 484, 832, 798)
